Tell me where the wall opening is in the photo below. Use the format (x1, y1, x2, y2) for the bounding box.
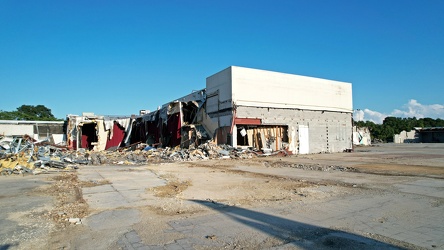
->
(80, 123, 97, 150)
(237, 125, 288, 150)
(182, 101, 199, 125)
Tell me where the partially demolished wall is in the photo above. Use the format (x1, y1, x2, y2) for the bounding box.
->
(66, 114, 131, 151)
(353, 126, 372, 146)
(130, 89, 212, 149)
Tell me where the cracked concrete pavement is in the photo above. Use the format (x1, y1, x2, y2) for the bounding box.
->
(1, 143, 443, 249)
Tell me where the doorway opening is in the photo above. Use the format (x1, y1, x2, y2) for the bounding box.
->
(80, 123, 98, 150)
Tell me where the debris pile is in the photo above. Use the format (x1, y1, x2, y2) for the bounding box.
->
(86, 142, 287, 164)
(1, 135, 288, 175)
(0, 135, 78, 176)
(269, 161, 357, 172)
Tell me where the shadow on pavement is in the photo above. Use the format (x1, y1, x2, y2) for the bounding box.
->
(0, 244, 17, 250)
(190, 199, 405, 249)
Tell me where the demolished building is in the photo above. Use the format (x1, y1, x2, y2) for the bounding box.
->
(131, 66, 353, 154)
(66, 113, 132, 151)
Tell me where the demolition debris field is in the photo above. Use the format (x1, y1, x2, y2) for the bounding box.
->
(1, 143, 444, 249)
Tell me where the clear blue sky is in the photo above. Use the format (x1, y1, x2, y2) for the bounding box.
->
(1, 0, 443, 122)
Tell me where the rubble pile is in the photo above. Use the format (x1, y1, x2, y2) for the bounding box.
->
(271, 161, 357, 172)
(0, 135, 78, 176)
(290, 163, 357, 172)
(1, 135, 288, 175)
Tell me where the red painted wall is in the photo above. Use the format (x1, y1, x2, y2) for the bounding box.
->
(105, 122, 126, 149)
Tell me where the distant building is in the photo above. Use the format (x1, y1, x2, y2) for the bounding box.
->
(0, 120, 65, 144)
(131, 66, 353, 154)
(394, 127, 444, 143)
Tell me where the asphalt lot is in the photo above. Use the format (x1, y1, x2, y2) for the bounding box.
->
(1, 143, 443, 250)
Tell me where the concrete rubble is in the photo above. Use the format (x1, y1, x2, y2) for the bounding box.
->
(0, 135, 78, 176)
(0, 134, 289, 176)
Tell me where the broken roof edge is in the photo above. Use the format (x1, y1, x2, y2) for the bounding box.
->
(66, 114, 131, 120)
(164, 88, 206, 106)
(136, 88, 207, 120)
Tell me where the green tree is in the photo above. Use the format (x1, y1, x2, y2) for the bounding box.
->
(0, 105, 61, 121)
(355, 116, 444, 143)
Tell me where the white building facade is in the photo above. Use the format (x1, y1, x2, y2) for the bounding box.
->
(205, 66, 353, 154)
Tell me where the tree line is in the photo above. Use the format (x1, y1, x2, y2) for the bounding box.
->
(354, 117, 444, 142)
(2, 105, 443, 143)
(0, 105, 61, 121)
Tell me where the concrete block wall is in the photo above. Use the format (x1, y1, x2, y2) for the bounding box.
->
(236, 106, 352, 153)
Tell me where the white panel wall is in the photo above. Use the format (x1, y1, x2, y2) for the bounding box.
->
(0, 124, 34, 136)
(231, 66, 352, 112)
(206, 67, 233, 111)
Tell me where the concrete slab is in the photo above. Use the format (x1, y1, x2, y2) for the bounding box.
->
(0, 175, 54, 249)
(85, 209, 140, 231)
(78, 165, 165, 210)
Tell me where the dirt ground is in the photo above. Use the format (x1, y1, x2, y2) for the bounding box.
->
(1, 143, 443, 249)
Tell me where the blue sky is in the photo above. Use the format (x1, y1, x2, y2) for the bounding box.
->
(1, 0, 443, 123)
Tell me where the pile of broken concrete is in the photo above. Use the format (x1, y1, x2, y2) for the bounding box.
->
(1, 135, 287, 176)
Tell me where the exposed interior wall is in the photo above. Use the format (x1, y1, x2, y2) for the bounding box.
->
(198, 107, 218, 139)
(80, 123, 97, 150)
(353, 126, 372, 145)
(215, 126, 231, 145)
(33, 123, 65, 140)
(67, 115, 131, 151)
(131, 90, 208, 148)
(131, 111, 162, 146)
(105, 122, 126, 150)
(235, 125, 289, 151)
(165, 112, 181, 147)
